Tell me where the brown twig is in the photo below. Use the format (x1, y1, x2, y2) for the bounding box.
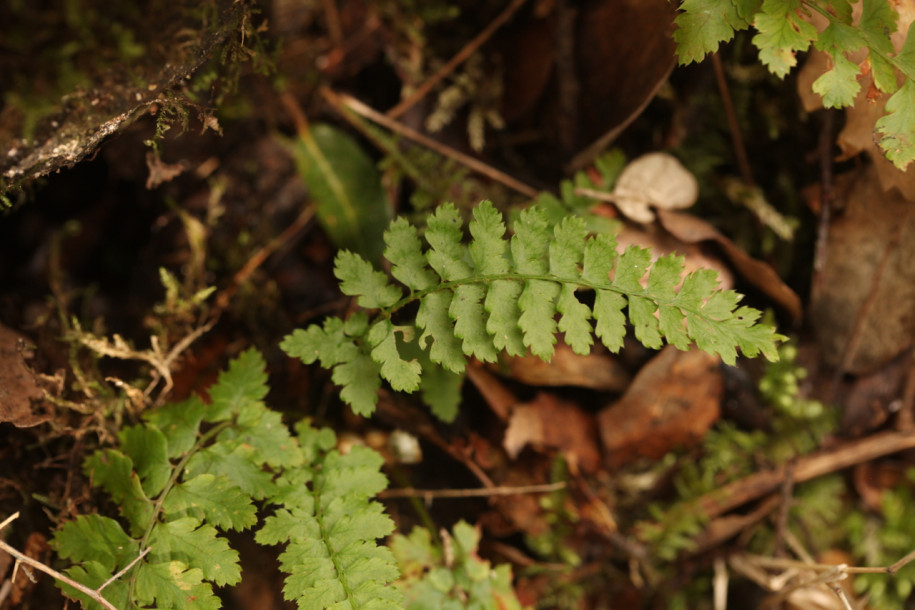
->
(385, 0, 528, 120)
(323, 88, 539, 197)
(566, 60, 674, 172)
(712, 52, 754, 187)
(697, 430, 915, 519)
(379, 482, 565, 500)
(0, 512, 147, 610)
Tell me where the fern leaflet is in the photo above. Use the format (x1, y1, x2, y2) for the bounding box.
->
(282, 201, 784, 419)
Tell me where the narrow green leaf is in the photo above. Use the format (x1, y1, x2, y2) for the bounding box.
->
(451, 283, 499, 361)
(593, 290, 627, 352)
(519, 279, 560, 359)
(467, 200, 509, 274)
(420, 364, 464, 423)
(485, 279, 526, 356)
(556, 287, 593, 355)
(629, 295, 663, 350)
(221, 406, 304, 468)
(425, 203, 471, 281)
(335, 250, 402, 310)
(549, 215, 588, 279)
(511, 207, 550, 275)
(647, 254, 685, 301)
(286, 124, 391, 261)
(659, 304, 691, 350)
(416, 291, 466, 373)
(581, 234, 617, 288)
(368, 319, 422, 392)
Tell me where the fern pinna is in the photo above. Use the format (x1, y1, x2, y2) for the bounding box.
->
(282, 201, 783, 419)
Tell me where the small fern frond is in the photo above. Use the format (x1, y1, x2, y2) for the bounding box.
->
(256, 421, 402, 610)
(282, 201, 785, 418)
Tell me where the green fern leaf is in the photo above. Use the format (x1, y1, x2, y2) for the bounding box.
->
(877, 65, 915, 168)
(257, 423, 401, 610)
(120, 424, 171, 498)
(145, 396, 207, 458)
(54, 514, 139, 573)
(333, 348, 383, 417)
(148, 518, 241, 586)
(162, 473, 258, 531)
(673, 0, 749, 64)
(386, 218, 438, 291)
(184, 443, 275, 501)
(134, 561, 221, 610)
(206, 348, 269, 421)
(284, 201, 784, 416)
(752, 1, 817, 78)
(368, 319, 423, 391)
(336, 250, 402, 310)
(83, 450, 154, 537)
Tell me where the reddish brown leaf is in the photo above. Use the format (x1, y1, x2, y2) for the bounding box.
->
(598, 346, 722, 468)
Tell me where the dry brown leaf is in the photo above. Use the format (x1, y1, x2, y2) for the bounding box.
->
(496, 342, 630, 392)
(810, 164, 915, 373)
(0, 324, 46, 428)
(503, 392, 601, 473)
(598, 346, 722, 468)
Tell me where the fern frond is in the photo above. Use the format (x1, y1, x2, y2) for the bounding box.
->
(256, 421, 402, 610)
(54, 349, 398, 610)
(282, 201, 785, 418)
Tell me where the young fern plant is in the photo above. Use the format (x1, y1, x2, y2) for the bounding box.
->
(52, 349, 401, 610)
(282, 201, 784, 419)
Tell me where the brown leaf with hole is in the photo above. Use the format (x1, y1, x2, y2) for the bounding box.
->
(0, 324, 46, 428)
(598, 346, 722, 468)
(503, 392, 601, 473)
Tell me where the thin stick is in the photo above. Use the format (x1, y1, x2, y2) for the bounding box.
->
(0, 513, 119, 610)
(98, 547, 151, 593)
(380, 482, 565, 500)
(385, 0, 528, 120)
(565, 61, 674, 172)
(323, 88, 539, 198)
(712, 52, 754, 187)
(697, 430, 915, 519)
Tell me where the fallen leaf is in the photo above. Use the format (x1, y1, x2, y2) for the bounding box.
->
(496, 342, 630, 392)
(810, 164, 915, 373)
(598, 346, 722, 468)
(503, 392, 601, 473)
(0, 324, 46, 428)
(610, 152, 698, 223)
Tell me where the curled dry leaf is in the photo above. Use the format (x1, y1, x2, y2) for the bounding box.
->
(611, 152, 698, 223)
(598, 346, 722, 468)
(0, 324, 46, 428)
